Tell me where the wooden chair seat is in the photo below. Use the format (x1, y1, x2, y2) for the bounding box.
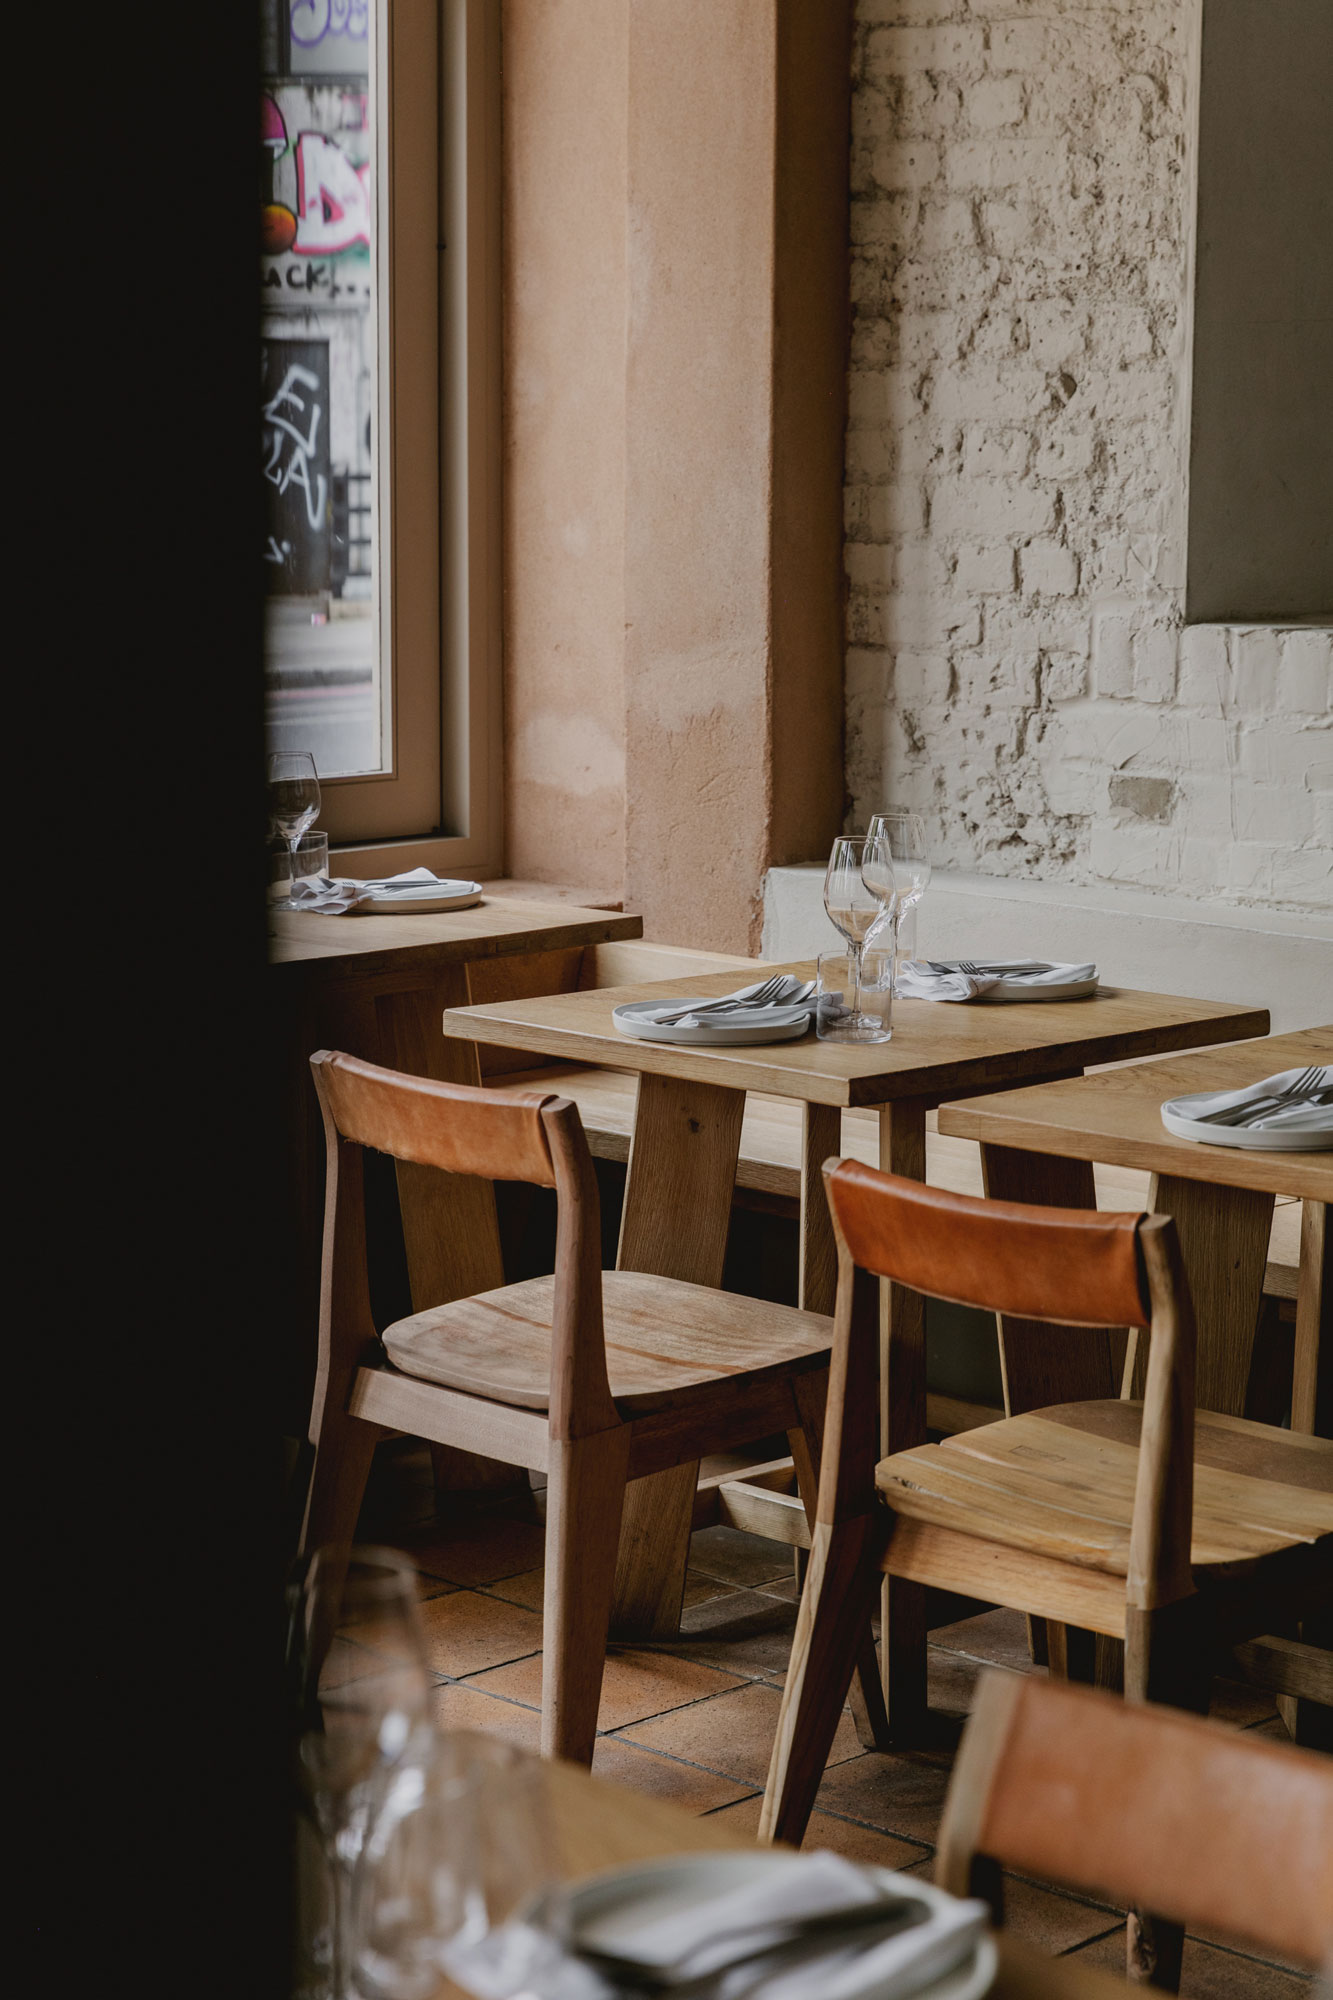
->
(877, 1402, 1333, 1577)
(383, 1271, 832, 1416)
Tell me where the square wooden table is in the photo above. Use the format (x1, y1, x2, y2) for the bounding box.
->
(445, 966, 1268, 1638)
(937, 1026, 1332, 1435)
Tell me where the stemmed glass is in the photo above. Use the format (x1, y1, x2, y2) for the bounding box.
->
(868, 811, 930, 982)
(268, 750, 322, 907)
(824, 833, 895, 1037)
(288, 1545, 435, 2000)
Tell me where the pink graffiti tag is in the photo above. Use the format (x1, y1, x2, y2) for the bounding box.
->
(263, 365, 327, 531)
(294, 132, 371, 256)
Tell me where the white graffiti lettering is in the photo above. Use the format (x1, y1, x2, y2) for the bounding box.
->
(290, 0, 368, 48)
(294, 132, 371, 256)
(263, 365, 327, 532)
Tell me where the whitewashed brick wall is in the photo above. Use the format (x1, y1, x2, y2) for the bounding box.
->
(845, 0, 1332, 914)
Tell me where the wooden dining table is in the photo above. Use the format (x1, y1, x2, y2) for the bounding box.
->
(937, 1025, 1333, 1434)
(270, 890, 641, 1447)
(436, 1743, 1135, 2000)
(444, 966, 1268, 1641)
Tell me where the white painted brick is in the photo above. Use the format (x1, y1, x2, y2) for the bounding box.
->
(1173, 771, 1233, 835)
(1176, 836, 1231, 896)
(1092, 606, 1134, 699)
(1279, 629, 1333, 716)
(848, 593, 888, 647)
(1041, 654, 1087, 703)
(942, 137, 1067, 191)
(987, 20, 1057, 70)
(965, 75, 1024, 131)
(954, 543, 1016, 593)
(1021, 541, 1078, 597)
(1133, 626, 1178, 704)
(845, 543, 896, 590)
(846, 428, 895, 481)
(930, 476, 1056, 537)
(1315, 794, 1333, 845)
(1238, 727, 1326, 787)
(1034, 429, 1095, 479)
(929, 366, 1051, 422)
(1231, 628, 1282, 712)
(866, 24, 988, 73)
(1176, 625, 1229, 710)
(890, 650, 949, 710)
(869, 140, 941, 191)
(1089, 821, 1178, 888)
(1271, 847, 1333, 909)
(962, 429, 1029, 478)
(862, 482, 929, 538)
(918, 194, 983, 254)
(1233, 784, 1315, 844)
(1227, 843, 1275, 897)
(884, 592, 981, 650)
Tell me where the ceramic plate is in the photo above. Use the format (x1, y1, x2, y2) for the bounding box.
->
(613, 1000, 812, 1046)
(352, 880, 483, 914)
(923, 964, 1099, 1003)
(1159, 1105, 1333, 1152)
(559, 1851, 997, 2000)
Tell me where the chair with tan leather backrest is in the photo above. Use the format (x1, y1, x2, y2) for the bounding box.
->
(302, 1050, 836, 1768)
(937, 1670, 1333, 1979)
(759, 1158, 1333, 1988)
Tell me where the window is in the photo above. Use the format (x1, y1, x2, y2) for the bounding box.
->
(260, 0, 502, 867)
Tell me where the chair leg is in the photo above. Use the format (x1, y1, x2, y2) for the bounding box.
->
(760, 1513, 886, 1847)
(882, 1574, 929, 1740)
(300, 1404, 381, 1555)
(1124, 1602, 1212, 1991)
(541, 1426, 631, 1766)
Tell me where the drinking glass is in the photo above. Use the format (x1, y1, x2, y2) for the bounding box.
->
(271, 831, 331, 905)
(357, 1734, 568, 2000)
(823, 833, 895, 1033)
(289, 1545, 435, 2000)
(867, 811, 930, 981)
(268, 750, 322, 908)
(816, 948, 892, 1044)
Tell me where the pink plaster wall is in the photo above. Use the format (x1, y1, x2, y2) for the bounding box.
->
(502, 0, 628, 901)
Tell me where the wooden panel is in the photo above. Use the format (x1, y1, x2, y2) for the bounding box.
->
(1146, 1172, 1274, 1418)
(617, 1072, 744, 1285)
(269, 894, 641, 974)
(1293, 1200, 1330, 1437)
(939, 1028, 1332, 1202)
(582, 940, 765, 988)
(883, 1516, 1129, 1638)
(799, 1103, 841, 1313)
(349, 1365, 549, 1469)
(445, 970, 1269, 1109)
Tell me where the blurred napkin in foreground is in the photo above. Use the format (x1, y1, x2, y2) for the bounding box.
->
(896, 958, 1097, 1003)
(286, 866, 476, 915)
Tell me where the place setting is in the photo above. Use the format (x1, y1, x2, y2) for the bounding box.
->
(267, 751, 483, 916)
(1159, 1061, 1333, 1152)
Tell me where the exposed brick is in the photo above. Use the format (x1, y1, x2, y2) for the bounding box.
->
(1092, 606, 1134, 699)
(1021, 541, 1078, 597)
(1176, 624, 1229, 709)
(1279, 630, 1333, 716)
(930, 476, 1056, 537)
(1133, 626, 1178, 704)
(1230, 628, 1282, 713)
(954, 543, 1016, 593)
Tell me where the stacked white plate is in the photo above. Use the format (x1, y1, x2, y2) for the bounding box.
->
(613, 1000, 812, 1047)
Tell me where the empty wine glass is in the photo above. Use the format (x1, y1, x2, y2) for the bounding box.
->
(824, 833, 895, 1038)
(268, 750, 322, 908)
(868, 811, 930, 982)
(289, 1545, 435, 2000)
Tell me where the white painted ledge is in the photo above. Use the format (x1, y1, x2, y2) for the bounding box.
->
(762, 866, 1332, 1035)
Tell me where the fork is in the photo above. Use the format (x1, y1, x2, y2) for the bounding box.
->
(577, 1894, 929, 1991)
(646, 976, 803, 1026)
(1188, 1065, 1323, 1126)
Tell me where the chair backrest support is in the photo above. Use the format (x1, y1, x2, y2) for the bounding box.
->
(309, 1051, 617, 1440)
(819, 1159, 1196, 1617)
(937, 1671, 1333, 1969)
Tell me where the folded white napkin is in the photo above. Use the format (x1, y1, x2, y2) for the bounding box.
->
(564, 1852, 986, 2000)
(1162, 1065, 1332, 1134)
(286, 866, 477, 915)
(896, 958, 1097, 1002)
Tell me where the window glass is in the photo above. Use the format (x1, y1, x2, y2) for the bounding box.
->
(261, 0, 382, 777)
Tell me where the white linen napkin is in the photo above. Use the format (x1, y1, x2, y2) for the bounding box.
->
(896, 958, 1097, 1002)
(633, 977, 817, 1030)
(561, 1852, 987, 2000)
(1162, 1065, 1332, 1133)
(286, 866, 477, 915)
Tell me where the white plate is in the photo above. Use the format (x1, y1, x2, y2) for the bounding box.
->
(560, 1852, 996, 2000)
(923, 964, 1099, 1003)
(1160, 1105, 1333, 1152)
(613, 1000, 813, 1046)
(352, 880, 483, 914)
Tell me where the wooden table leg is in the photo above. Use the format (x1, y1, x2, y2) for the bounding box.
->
(799, 1104, 842, 1314)
(610, 1072, 746, 1638)
(1148, 1173, 1274, 1418)
(1292, 1200, 1330, 1438)
(376, 966, 520, 1497)
(878, 1098, 928, 1733)
(978, 1143, 1118, 1412)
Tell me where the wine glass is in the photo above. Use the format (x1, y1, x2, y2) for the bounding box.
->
(867, 811, 930, 982)
(268, 751, 322, 908)
(824, 834, 895, 1037)
(289, 1545, 435, 2000)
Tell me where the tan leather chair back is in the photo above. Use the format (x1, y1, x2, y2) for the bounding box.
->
(311, 1049, 559, 1186)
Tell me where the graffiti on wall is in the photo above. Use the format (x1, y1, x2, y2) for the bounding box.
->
(291, 0, 369, 49)
(262, 341, 332, 593)
(261, 94, 370, 261)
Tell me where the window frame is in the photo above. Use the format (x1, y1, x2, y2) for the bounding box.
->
(301, 0, 503, 874)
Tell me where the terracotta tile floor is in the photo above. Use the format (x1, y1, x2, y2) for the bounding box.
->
(359, 1448, 1314, 1998)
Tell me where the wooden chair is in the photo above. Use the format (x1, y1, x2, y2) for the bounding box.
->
(301, 1050, 836, 1766)
(760, 1160, 1333, 1979)
(936, 1669, 1333, 1981)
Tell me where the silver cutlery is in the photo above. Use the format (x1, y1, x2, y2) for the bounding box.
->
(577, 1893, 930, 1992)
(1187, 1066, 1323, 1126)
(645, 976, 812, 1026)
